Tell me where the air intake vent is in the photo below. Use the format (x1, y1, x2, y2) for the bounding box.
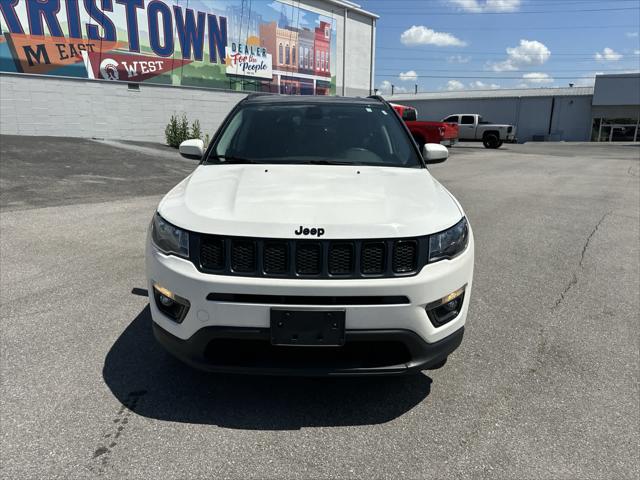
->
(231, 240, 256, 272)
(329, 243, 354, 275)
(361, 242, 386, 274)
(200, 237, 224, 270)
(296, 243, 322, 275)
(392, 240, 418, 273)
(264, 242, 288, 274)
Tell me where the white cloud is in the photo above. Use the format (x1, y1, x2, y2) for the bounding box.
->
(400, 25, 467, 47)
(522, 72, 553, 84)
(595, 47, 623, 61)
(447, 55, 471, 64)
(446, 80, 465, 91)
(469, 80, 500, 89)
(488, 39, 551, 72)
(450, 0, 520, 12)
(377, 80, 407, 95)
(626, 32, 639, 38)
(399, 70, 418, 82)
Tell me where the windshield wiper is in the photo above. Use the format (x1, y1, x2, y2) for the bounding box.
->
(209, 155, 259, 164)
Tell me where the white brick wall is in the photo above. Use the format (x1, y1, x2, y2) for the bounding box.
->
(0, 73, 247, 142)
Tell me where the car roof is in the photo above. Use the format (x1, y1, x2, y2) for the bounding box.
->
(242, 94, 384, 106)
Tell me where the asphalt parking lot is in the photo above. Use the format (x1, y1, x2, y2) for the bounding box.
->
(1, 135, 638, 479)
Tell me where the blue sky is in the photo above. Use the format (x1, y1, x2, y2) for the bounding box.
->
(358, 0, 640, 93)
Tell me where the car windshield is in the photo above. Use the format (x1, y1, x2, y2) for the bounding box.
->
(206, 102, 423, 168)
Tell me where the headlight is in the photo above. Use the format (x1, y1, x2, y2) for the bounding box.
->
(151, 213, 189, 258)
(428, 217, 469, 262)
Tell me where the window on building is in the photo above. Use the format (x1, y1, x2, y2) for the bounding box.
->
(325, 53, 329, 71)
(285, 45, 290, 65)
(324, 26, 329, 39)
(278, 43, 283, 64)
(292, 45, 296, 65)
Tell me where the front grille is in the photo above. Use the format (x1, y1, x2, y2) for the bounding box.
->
(231, 240, 256, 272)
(196, 235, 428, 279)
(200, 237, 224, 270)
(264, 242, 288, 274)
(361, 242, 385, 274)
(393, 240, 418, 273)
(296, 243, 322, 275)
(329, 243, 354, 275)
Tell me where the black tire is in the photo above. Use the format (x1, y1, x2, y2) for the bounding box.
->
(482, 133, 500, 149)
(497, 141, 504, 148)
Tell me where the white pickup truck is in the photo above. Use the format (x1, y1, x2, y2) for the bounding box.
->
(442, 114, 516, 148)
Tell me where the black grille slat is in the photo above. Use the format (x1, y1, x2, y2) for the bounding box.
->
(361, 242, 386, 274)
(198, 235, 426, 278)
(392, 240, 418, 273)
(200, 237, 224, 270)
(296, 243, 322, 275)
(329, 243, 354, 275)
(231, 240, 256, 272)
(264, 242, 288, 274)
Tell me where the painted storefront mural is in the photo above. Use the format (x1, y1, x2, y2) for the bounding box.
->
(0, 0, 337, 95)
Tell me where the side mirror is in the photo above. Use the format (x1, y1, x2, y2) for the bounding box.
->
(179, 139, 205, 160)
(422, 143, 449, 164)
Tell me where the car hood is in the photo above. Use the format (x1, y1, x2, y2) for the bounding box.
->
(158, 164, 463, 239)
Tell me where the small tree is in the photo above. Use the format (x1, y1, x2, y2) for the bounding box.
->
(164, 113, 180, 148)
(178, 114, 190, 144)
(191, 119, 202, 141)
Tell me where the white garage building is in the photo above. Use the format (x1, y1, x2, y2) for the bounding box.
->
(388, 73, 640, 143)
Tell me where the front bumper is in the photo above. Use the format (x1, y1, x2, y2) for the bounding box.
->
(146, 231, 474, 374)
(153, 322, 464, 376)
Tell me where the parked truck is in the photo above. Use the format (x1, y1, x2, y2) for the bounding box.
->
(441, 114, 516, 148)
(391, 103, 459, 148)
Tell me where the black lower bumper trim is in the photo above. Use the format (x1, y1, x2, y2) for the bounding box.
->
(153, 323, 464, 376)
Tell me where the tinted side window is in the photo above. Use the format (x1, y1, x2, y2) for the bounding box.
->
(461, 115, 475, 125)
(444, 116, 458, 123)
(402, 109, 417, 121)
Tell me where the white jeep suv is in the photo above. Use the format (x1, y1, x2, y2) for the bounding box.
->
(146, 95, 474, 375)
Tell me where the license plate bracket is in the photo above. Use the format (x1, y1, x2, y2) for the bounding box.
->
(270, 309, 346, 346)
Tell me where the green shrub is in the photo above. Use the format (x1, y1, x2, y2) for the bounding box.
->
(164, 113, 180, 148)
(165, 114, 207, 148)
(178, 114, 189, 145)
(191, 119, 202, 141)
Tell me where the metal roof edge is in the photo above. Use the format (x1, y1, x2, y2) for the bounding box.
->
(322, 0, 379, 18)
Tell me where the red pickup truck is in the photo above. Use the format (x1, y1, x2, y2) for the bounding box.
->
(391, 103, 459, 149)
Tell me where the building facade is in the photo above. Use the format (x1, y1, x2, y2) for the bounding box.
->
(0, 0, 377, 142)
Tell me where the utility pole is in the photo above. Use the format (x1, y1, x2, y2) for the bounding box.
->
(391, 84, 395, 95)
(415, 84, 418, 94)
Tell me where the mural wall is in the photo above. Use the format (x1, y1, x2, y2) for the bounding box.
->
(0, 0, 337, 95)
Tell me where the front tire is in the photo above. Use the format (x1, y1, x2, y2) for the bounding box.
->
(483, 133, 500, 149)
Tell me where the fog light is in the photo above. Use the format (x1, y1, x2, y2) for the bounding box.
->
(426, 285, 466, 327)
(152, 282, 190, 323)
